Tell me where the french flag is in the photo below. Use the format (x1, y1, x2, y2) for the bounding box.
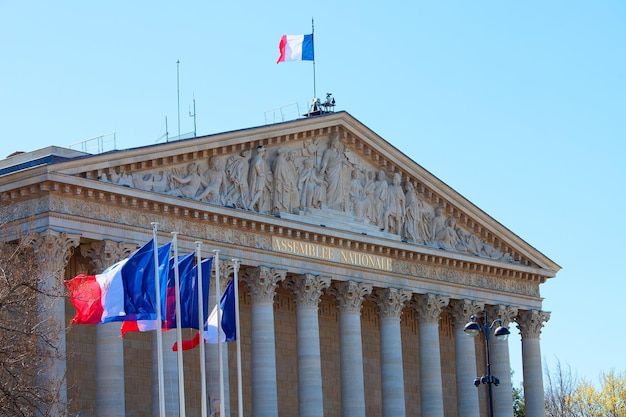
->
(172, 277, 237, 351)
(65, 240, 171, 325)
(65, 259, 129, 324)
(276, 34, 314, 63)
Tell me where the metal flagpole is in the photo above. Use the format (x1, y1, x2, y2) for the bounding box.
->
(213, 249, 225, 417)
(195, 242, 208, 417)
(232, 259, 244, 417)
(171, 232, 186, 417)
(312, 18, 316, 101)
(151, 222, 167, 417)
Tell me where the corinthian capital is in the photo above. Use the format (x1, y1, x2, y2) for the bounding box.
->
(241, 266, 287, 302)
(516, 310, 551, 340)
(411, 293, 449, 324)
(486, 304, 518, 328)
(448, 299, 485, 327)
(284, 274, 331, 307)
(372, 288, 412, 319)
(329, 281, 372, 313)
(80, 240, 137, 273)
(28, 229, 81, 277)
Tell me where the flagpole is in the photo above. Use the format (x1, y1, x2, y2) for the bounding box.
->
(312, 17, 316, 101)
(151, 222, 166, 417)
(232, 259, 244, 417)
(195, 242, 208, 417)
(172, 232, 187, 417)
(213, 249, 225, 417)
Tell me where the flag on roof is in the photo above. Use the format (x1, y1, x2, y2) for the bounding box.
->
(276, 34, 314, 63)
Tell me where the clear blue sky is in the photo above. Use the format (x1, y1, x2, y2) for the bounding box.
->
(2, 1, 625, 387)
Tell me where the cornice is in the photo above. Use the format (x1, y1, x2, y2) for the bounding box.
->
(1, 176, 555, 288)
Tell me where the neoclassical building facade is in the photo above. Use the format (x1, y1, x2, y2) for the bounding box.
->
(0, 112, 559, 417)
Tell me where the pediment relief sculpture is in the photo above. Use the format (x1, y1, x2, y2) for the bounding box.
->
(97, 135, 514, 263)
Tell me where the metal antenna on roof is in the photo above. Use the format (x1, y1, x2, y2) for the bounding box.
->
(189, 94, 197, 138)
(177, 60, 181, 139)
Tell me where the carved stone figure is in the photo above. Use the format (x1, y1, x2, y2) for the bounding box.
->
(110, 169, 134, 187)
(272, 148, 299, 214)
(168, 162, 208, 199)
(298, 158, 326, 212)
(197, 156, 225, 204)
(302, 138, 320, 166)
(132, 173, 154, 190)
(403, 182, 429, 243)
(224, 149, 251, 209)
(151, 171, 169, 193)
(364, 170, 377, 224)
(434, 217, 461, 251)
(383, 173, 405, 234)
(248, 145, 272, 213)
(430, 206, 447, 246)
(372, 170, 388, 227)
(348, 169, 367, 221)
(319, 137, 347, 211)
(453, 228, 477, 255)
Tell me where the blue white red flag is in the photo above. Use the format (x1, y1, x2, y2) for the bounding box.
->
(120, 256, 212, 335)
(276, 34, 314, 63)
(173, 276, 236, 351)
(120, 240, 171, 322)
(65, 239, 171, 324)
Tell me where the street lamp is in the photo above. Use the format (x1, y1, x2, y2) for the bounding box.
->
(464, 312, 510, 417)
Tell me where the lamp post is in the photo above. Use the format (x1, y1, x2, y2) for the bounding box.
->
(464, 312, 510, 417)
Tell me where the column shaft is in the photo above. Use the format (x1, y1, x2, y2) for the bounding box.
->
(32, 230, 80, 417)
(380, 317, 406, 417)
(96, 323, 126, 416)
(243, 266, 286, 417)
(331, 281, 372, 417)
(412, 293, 449, 417)
(521, 338, 544, 417)
(82, 240, 135, 417)
(296, 306, 324, 417)
(454, 325, 480, 417)
(448, 299, 483, 417)
(487, 305, 517, 417)
(340, 310, 366, 417)
(517, 310, 550, 417)
(419, 322, 445, 417)
(286, 274, 330, 417)
(251, 298, 279, 417)
(374, 288, 411, 417)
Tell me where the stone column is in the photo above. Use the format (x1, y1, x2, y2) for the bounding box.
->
(241, 266, 286, 417)
(411, 293, 449, 417)
(516, 310, 550, 417)
(329, 281, 372, 417)
(372, 288, 412, 417)
(448, 299, 484, 417)
(31, 230, 81, 417)
(81, 240, 136, 417)
(284, 274, 331, 417)
(486, 305, 518, 417)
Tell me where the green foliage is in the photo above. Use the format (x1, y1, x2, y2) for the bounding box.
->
(545, 359, 626, 417)
(513, 383, 525, 417)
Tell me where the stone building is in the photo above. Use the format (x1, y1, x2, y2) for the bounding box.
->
(0, 111, 559, 417)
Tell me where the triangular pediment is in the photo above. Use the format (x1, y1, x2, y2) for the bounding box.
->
(50, 111, 559, 276)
